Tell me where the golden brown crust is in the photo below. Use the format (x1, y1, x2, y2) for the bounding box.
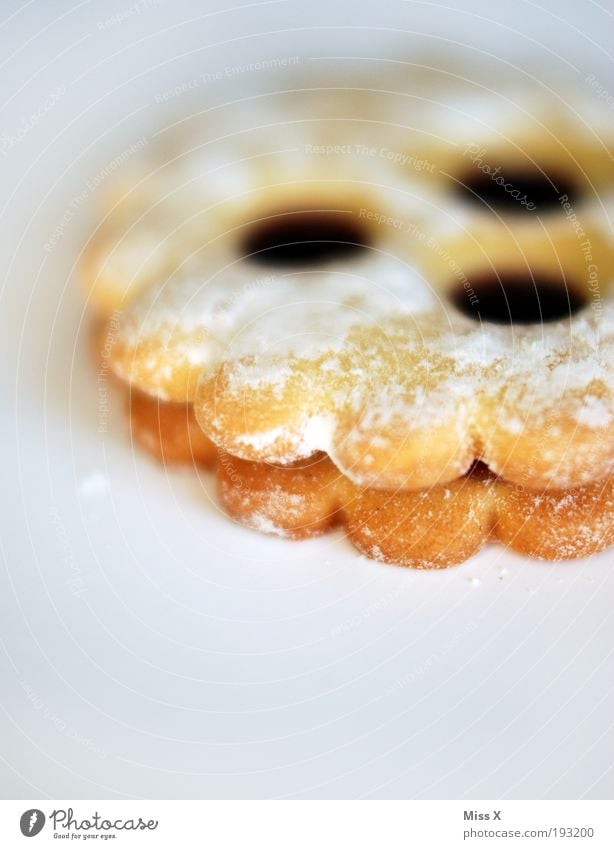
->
(217, 453, 613, 568)
(126, 393, 613, 568)
(94, 214, 614, 492)
(128, 391, 217, 466)
(83, 82, 614, 497)
(194, 319, 613, 491)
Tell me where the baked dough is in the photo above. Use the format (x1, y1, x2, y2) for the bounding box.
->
(126, 391, 613, 568)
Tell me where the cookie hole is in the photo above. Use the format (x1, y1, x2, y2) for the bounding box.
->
(455, 168, 578, 213)
(241, 210, 369, 266)
(452, 271, 587, 324)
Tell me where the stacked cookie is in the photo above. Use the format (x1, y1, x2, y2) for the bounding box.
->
(83, 70, 614, 567)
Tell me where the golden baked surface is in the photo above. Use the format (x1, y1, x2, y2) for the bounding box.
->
(127, 393, 613, 569)
(86, 79, 614, 491)
(81, 69, 614, 565)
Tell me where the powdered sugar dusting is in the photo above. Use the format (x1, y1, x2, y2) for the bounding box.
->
(99, 72, 614, 488)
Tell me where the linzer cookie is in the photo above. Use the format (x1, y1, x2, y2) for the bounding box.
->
(120, 393, 614, 568)
(82, 70, 614, 567)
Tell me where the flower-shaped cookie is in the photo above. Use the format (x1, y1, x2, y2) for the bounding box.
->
(123, 393, 613, 567)
(103, 209, 613, 490)
(87, 72, 614, 491)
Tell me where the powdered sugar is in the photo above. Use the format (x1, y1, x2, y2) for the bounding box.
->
(98, 71, 614, 489)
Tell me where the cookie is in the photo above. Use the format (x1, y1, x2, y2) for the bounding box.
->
(103, 214, 613, 490)
(81, 81, 434, 315)
(83, 69, 614, 573)
(217, 453, 613, 568)
(129, 389, 216, 466)
(82, 64, 614, 314)
(119, 389, 613, 567)
(90, 66, 614, 312)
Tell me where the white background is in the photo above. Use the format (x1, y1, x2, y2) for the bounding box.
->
(0, 0, 613, 800)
